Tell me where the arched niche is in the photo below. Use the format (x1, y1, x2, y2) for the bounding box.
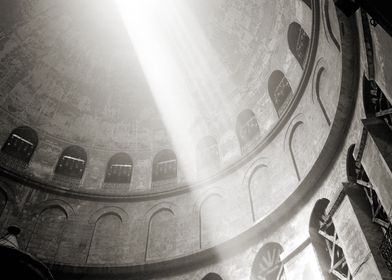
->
(54, 145, 87, 179)
(268, 71, 294, 117)
(315, 67, 331, 126)
(247, 164, 274, 221)
(288, 121, 305, 181)
(196, 136, 220, 174)
(145, 208, 176, 261)
(202, 272, 223, 280)
(199, 193, 225, 248)
(251, 242, 285, 280)
(26, 206, 68, 262)
(1, 126, 38, 163)
(235, 109, 260, 152)
(87, 213, 123, 264)
(152, 149, 177, 183)
(104, 152, 133, 184)
(288, 22, 310, 69)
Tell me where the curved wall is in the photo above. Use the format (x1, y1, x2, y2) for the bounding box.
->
(0, 0, 351, 271)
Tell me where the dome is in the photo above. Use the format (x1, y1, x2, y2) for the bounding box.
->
(1, 0, 392, 279)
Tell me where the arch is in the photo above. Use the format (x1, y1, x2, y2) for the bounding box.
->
(26, 206, 68, 262)
(196, 136, 220, 174)
(87, 212, 123, 264)
(55, 145, 87, 179)
(152, 149, 177, 182)
(198, 192, 225, 248)
(314, 66, 331, 126)
(244, 163, 268, 222)
(88, 206, 128, 224)
(268, 70, 294, 117)
(323, 0, 341, 51)
(104, 152, 133, 184)
(32, 199, 75, 219)
(1, 126, 38, 163)
(287, 121, 304, 181)
(251, 242, 285, 280)
(235, 109, 260, 151)
(145, 206, 176, 261)
(202, 272, 223, 280)
(288, 22, 310, 69)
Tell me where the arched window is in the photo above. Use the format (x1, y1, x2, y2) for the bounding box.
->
(55, 146, 87, 179)
(251, 242, 285, 280)
(104, 153, 133, 184)
(196, 136, 220, 173)
(363, 76, 392, 131)
(202, 273, 223, 280)
(152, 149, 177, 182)
(268, 71, 294, 117)
(288, 22, 310, 69)
(1, 126, 38, 163)
(309, 199, 352, 279)
(236, 109, 260, 151)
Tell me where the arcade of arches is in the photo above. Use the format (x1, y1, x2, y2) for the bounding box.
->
(1, 0, 392, 279)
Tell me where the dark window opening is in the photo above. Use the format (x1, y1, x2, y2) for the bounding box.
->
(288, 22, 310, 69)
(268, 71, 294, 117)
(236, 109, 260, 151)
(55, 146, 87, 179)
(152, 149, 177, 182)
(1, 126, 38, 163)
(104, 153, 133, 184)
